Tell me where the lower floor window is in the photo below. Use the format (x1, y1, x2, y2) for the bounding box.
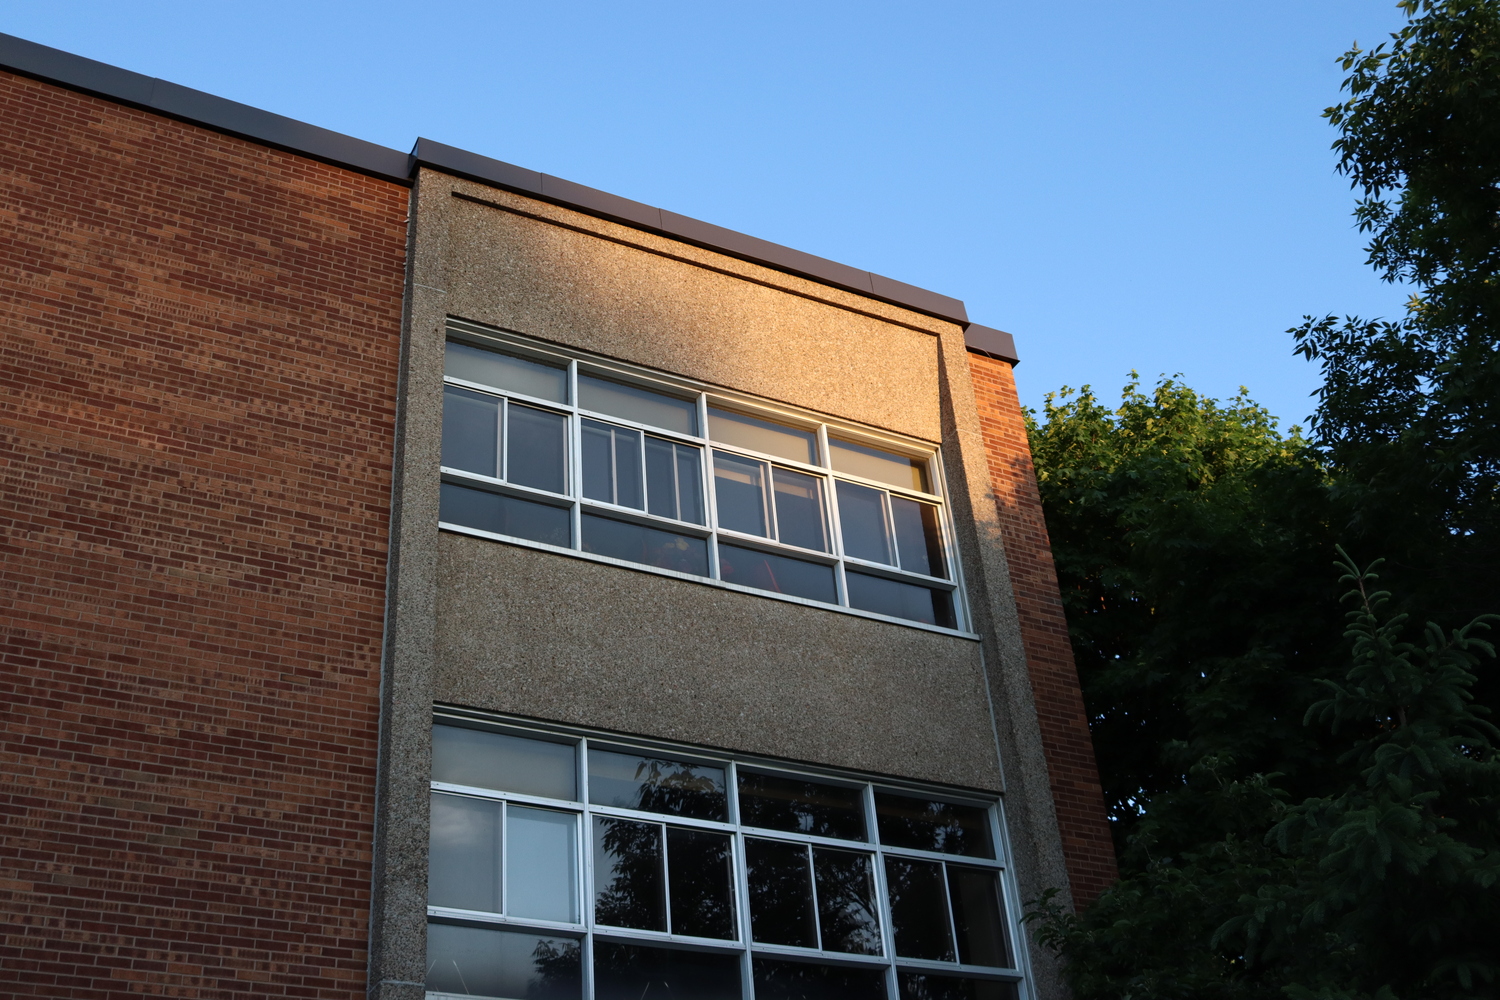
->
(425, 715, 1026, 1000)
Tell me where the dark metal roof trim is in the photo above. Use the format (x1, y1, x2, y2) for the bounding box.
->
(964, 324, 1020, 365)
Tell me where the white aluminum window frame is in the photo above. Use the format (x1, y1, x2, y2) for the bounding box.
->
(437, 320, 974, 637)
(426, 710, 1033, 1000)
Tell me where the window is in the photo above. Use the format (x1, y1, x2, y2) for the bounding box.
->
(438, 324, 964, 630)
(427, 717, 1026, 1000)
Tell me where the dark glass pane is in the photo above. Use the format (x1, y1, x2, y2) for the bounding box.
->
(713, 452, 768, 536)
(845, 572, 955, 628)
(428, 792, 500, 912)
(645, 437, 705, 524)
(593, 942, 741, 1000)
(753, 958, 888, 1000)
(439, 483, 570, 547)
(737, 771, 865, 841)
(507, 403, 567, 493)
(587, 748, 728, 820)
(874, 793, 993, 858)
(593, 816, 665, 931)
(508, 807, 579, 923)
(425, 922, 581, 999)
(675, 444, 705, 524)
(708, 407, 816, 464)
(582, 420, 613, 502)
(445, 340, 568, 403)
(431, 723, 577, 799)
(814, 848, 882, 954)
(615, 427, 643, 508)
(442, 386, 499, 477)
(948, 866, 1011, 968)
(582, 514, 710, 577)
(666, 827, 735, 939)
(578, 374, 697, 434)
(717, 543, 836, 604)
(745, 837, 817, 948)
(898, 972, 1018, 1000)
(890, 496, 946, 578)
(884, 857, 953, 961)
(836, 481, 892, 564)
(773, 468, 828, 551)
(830, 437, 929, 492)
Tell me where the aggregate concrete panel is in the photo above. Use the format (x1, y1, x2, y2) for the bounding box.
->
(433, 533, 1004, 792)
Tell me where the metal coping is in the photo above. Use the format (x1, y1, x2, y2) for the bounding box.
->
(0, 31, 1018, 356)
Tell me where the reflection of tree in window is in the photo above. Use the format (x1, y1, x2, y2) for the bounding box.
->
(665, 827, 735, 939)
(738, 771, 865, 840)
(593, 817, 664, 931)
(874, 793, 992, 858)
(753, 957, 888, 1000)
(527, 937, 583, 1000)
(813, 848, 881, 954)
(589, 750, 727, 821)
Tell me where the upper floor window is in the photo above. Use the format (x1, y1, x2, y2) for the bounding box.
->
(438, 323, 965, 631)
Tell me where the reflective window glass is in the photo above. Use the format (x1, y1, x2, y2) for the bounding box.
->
(579, 375, 697, 434)
(948, 866, 1011, 968)
(442, 386, 499, 477)
(737, 771, 866, 841)
(836, 480, 892, 564)
(666, 827, 735, 939)
(846, 572, 955, 628)
(875, 793, 993, 858)
(718, 543, 837, 604)
(884, 856, 953, 961)
(645, 436, 704, 524)
(593, 942, 741, 1000)
(593, 817, 665, 931)
(773, 468, 828, 551)
(431, 724, 577, 799)
(507, 807, 579, 923)
(582, 514, 709, 577)
(445, 340, 568, 402)
(745, 838, 817, 948)
(708, 407, 817, 464)
(582, 420, 642, 508)
(439, 483, 571, 547)
(753, 958, 888, 1000)
(813, 848, 882, 954)
(508, 403, 567, 493)
(587, 749, 728, 821)
(713, 452, 768, 536)
(830, 438, 929, 492)
(425, 922, 582, 999)
(897, 972, 1019, 1000)
(891, 496, 946, 578)
(427, 792, 501, 912)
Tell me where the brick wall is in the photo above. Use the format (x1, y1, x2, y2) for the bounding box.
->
(968, 351, 1118, 907)
(0, 72, 407, 997)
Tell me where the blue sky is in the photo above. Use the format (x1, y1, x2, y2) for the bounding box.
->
(5, 1, 1415, 429)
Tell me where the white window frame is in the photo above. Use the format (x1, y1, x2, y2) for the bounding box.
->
(437, 319, 975, 637)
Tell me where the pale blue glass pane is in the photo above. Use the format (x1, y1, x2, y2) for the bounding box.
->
(830, 438, 929, 492)
(446, 340, 568, 402)
(507, 807, 579, 923)
(581, 514, 709, 576)
(428, 792, 501, 912)
(717, 543, 836, 604)
(431, 724, 577, 800)
(439, 483, 570, 547)
(845, 572, 955, 628)
(836, 481, 892, 564)
(891, 495, 946, 578)
(713, 452, 767, 536)
(507, 404, 567, 494)
(772, 467, 828, 551)
(578, 374, 696, 434)
(443, 387, 500, 477)
(425, 921, 582, 999)
(707, 407, 816, 464)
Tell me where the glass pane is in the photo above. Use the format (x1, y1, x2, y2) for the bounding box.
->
(593, 942, 742, 1000)
(666, 827, 735, 939)
(581, 514, 709, 577)
(708, 407, 816, 464)
(813, 848, 882, 954)
(428, 792, 501, 912)
(898, 972, 1018, 1000)
(581, 420, 644, 509)
(948, 866, 1011, 968)
(753, 958, 888, 1000)
(645, 437, 705, 524)
(717, 543, 837, 604)
(845, 572, 955, 628)
(587, 748, 728, 821)
(578, 374, 697, 434)
(836, 481, 892, 564)
(431, 724, 577, 800)
(507, 807, 579, 923)
(425, 922, 581, 999)
(443, 386, 500, 477)
(874, 793, 993, 858)
(745, 837, 816, 948)
(773, 468, 828, 551)
(891, 496, 946, 578)
(884, 857, 953, 961)
(440, 483, 571, 547)
(507, 403, 567, 494)
(830, 438, 929, 492)
(445, 340, 568, 403)
(737, 771, 865, 841)
(593, 816, 665, 931)
(713, 452, 768, 536)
